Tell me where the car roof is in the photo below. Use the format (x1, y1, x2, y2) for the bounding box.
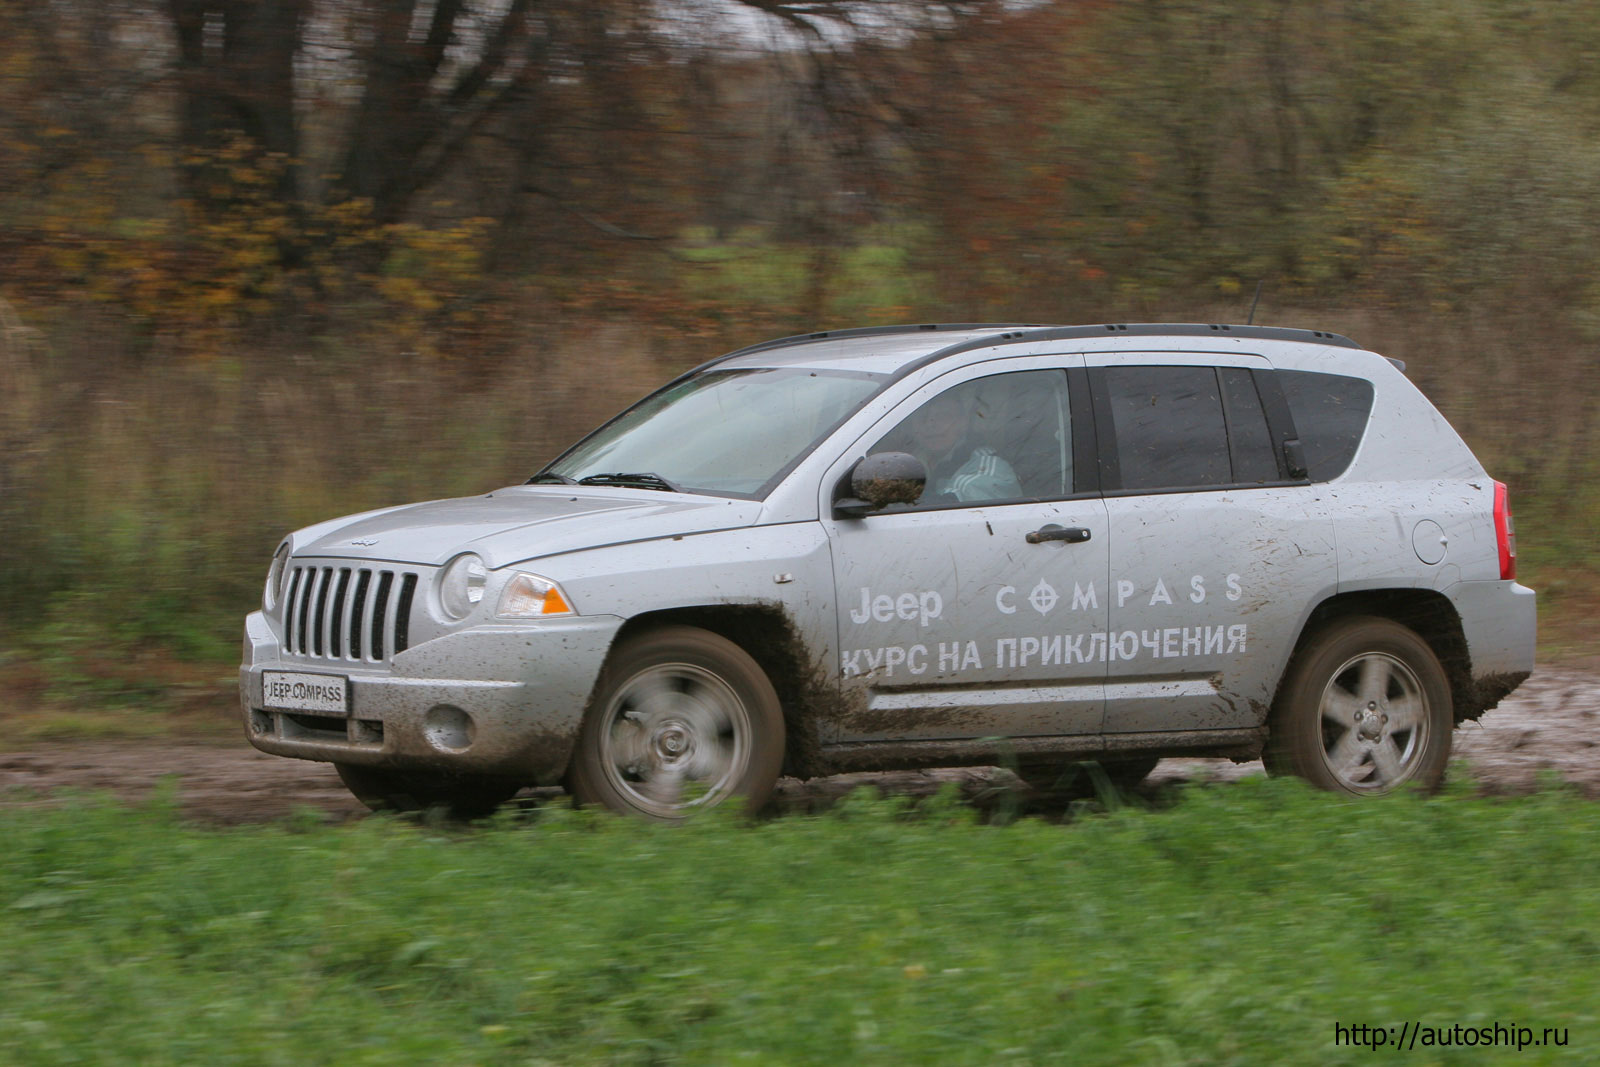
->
(706, 322, 1365, 378)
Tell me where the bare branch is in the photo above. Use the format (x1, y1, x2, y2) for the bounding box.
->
(523, 183, 670, 241)
(733, 1, 861, 39)
(447, 0, 535, 110)
(421, 0, 466, 75)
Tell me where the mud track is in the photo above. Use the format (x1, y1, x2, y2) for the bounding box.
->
(3, 668, 1597, 825)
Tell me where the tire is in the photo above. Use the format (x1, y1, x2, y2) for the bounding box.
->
(334, 763, 522, 819)
(568, 625, 785, 820)
(1265, 616, 1452, 795)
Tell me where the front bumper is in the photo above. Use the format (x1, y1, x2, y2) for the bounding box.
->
(239, 610, 624, 782)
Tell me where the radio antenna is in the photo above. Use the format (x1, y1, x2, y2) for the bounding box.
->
(1246, 280, 1263, 325)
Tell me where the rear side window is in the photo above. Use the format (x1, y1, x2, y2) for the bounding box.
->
(1102, 366, 1231, 490)
(1278, 370, 1375, 481)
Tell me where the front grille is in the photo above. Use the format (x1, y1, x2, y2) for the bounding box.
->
(282, 564, 418, 663)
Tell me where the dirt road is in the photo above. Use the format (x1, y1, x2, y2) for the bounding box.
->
(3, 667, 1597, 824)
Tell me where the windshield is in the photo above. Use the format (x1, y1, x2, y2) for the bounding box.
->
(542, 367, 885, 497)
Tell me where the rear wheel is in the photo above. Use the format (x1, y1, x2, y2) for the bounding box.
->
(569, 626, 785, 820)
(1265, 616, 1452, 795)
(334, 764, 522, 819)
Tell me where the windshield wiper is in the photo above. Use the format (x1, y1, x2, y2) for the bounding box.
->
(527, 472, 577, 485)
(576, 471, 683, 493)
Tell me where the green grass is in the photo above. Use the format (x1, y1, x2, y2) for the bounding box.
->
(1, 780, 1596, 1064)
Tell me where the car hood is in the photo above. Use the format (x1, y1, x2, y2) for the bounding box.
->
(291, 486, 765, 569)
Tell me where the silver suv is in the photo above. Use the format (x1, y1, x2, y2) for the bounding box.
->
(241, 323, 1535, 817)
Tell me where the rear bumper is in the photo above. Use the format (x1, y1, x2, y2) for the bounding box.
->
(1448, 579, 1536, 713)
(239, 610, 623, 782)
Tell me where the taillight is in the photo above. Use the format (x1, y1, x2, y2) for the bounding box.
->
(1493, 480, 1516, 580)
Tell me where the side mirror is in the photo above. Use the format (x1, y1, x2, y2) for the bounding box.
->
(835, 452, 927, 518)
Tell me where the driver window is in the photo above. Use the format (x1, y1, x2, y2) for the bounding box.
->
(869, 369, 1071, 506)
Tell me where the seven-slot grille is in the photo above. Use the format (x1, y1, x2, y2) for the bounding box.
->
(281, 564, 418, 663)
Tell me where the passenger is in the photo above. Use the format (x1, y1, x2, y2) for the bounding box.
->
(908, 388, 1023, 503)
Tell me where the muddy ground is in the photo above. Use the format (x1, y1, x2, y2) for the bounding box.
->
(2, 667, 1597, 824)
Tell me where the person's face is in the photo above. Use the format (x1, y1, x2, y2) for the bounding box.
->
(914, 393, 966, 456)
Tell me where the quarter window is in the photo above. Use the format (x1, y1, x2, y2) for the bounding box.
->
(1279, 370, 1375, 481)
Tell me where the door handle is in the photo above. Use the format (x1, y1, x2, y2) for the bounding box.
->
(1025, 524, 1092, 545)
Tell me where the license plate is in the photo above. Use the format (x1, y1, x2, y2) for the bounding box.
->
(262, 671, 349, 714)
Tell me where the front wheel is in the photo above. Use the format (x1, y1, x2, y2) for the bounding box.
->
(568, 626, 785, 820)
(1265, 616, 1452, 795)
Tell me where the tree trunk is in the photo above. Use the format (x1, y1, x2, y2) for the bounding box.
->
(168, 0, 306, 210)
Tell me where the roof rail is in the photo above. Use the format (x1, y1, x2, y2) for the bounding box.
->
(891, 322, 1362, 379)
(656, 323, 1049, 390)
(716, 322, 1051, 362)
(940, 321, 1358, 356)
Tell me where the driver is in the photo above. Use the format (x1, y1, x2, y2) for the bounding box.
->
(907, 388, 1022, 503)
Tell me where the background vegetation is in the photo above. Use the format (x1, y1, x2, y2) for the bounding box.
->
(2, 0, 1597, 716)
(3, 779, 1596, 1063)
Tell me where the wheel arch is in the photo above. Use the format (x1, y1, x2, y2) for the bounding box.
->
(606, 603, 830, 778)
(1282, 589, 1475, 725)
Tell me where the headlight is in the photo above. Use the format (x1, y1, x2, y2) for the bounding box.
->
(263, 543, 291, 612)
(497, 572, 576, 618)
(439, 553, 489, 620)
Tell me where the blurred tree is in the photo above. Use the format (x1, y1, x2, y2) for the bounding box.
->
(6, 0, 1600, 329)
(169, 0, 306, 212)
(1042, 0, 1485, 296)
(154, 1, 952, 265)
